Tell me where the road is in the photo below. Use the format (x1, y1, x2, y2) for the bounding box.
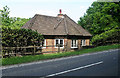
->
(2, 49, 120, 78)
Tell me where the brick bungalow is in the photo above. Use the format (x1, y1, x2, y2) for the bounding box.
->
(22, 10, 92, 53)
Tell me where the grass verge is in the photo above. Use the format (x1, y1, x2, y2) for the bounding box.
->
(2, 44, 120, 66)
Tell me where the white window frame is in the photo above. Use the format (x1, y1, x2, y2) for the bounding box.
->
(81, 40, 86, 46)
(42, 39, 46, 48)
(55, 39, 64, 48)
(71, 39, 78, 48)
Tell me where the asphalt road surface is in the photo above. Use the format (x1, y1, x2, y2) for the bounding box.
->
(2, 49, 120, 78)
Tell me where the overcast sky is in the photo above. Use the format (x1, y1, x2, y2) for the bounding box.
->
(0, 0, 96, 22)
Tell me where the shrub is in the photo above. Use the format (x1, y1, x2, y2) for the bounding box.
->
(2, 26, 44, 56)
(91, 28, 120, 46)
(2, 26, 44, 47)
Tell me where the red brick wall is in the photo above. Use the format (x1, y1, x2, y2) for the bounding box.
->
(42, 38, 90, 53)
(85, 39, 90, 46)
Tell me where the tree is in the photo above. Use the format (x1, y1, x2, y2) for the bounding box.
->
(78, 2, 120, 46)
(12, 18, 30, 29)
(0, 6, 11, 26)
(0, 6, 30, 29)
(78, 2, 120, 35)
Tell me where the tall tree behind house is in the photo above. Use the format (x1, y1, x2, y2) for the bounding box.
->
(78, 2, 120, 35)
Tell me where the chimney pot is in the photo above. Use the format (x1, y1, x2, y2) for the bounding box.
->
(57, 9, 64, 18)
(60, 9, 62, 14)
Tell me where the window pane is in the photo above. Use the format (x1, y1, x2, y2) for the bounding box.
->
(56, 39, 58, 47)
(42, 40, 44, 46)
(82, 40, 83, 46)
(82, 40, 86, 46)
(74, 40, 76, 47)
(71, 39, 77, 48)
(81, 40, 82, 45)
(73, 40, 74, 47)
(60, 39, 63, 47)
(44, 40, 46, 46)
(83, 40, 85, 46)
(71, 40, 73, 47)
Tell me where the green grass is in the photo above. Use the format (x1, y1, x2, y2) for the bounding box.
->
(2, 44, 120, 66)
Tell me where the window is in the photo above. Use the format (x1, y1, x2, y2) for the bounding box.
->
(71, 39, 78, 48)
(81, 40, 86, 46)
(37, 39, 46, 49)
(55, 39, 64, 48)
(42, 39, 46, 48)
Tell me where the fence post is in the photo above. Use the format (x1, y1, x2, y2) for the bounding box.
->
(33, 45, 36, 55)
(20, 47, 23, 56)
(23, 47, 25, 55)
(58, 44, 60, 53)
(8, 47, 10, 57)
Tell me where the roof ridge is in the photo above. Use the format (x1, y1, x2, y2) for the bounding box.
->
(65, 15, 83, 35)
(77, 24, 92, 36)
(64, 18, 69, 35)
(53, 18, 63, 29)
(28, 15, 37, 29)
(35, 14, 58, 18)
(64, 14, 92, 36)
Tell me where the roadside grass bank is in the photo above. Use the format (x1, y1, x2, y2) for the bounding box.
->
(2, 44, 120, 66)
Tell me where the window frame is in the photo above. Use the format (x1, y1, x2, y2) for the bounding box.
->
(71, 39, 78, 48)
(55, 39, 64, 48)
(81, 39, 86, 46)
(42, 39, 46, 48)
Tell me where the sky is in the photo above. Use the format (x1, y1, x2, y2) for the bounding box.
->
(0, 0, 97, 22)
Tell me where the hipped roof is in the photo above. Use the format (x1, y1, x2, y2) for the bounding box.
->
(22, 14, 92, 36)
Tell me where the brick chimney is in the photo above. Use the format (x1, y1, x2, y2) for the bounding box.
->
(57, 9, 64, 18)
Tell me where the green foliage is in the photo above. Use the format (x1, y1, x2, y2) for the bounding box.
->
(1, 6, 43, 56)
(91, 28, 120, 46)
(78, 2, 120, 46)
(0, 6, 11, 26)
(11, 17, 30, 29)
(0, 6, 30, 29)
(78, 2, 120, 35)
(2, 27, 44, 47)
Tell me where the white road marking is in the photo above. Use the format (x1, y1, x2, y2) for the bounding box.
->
(45, 61, 103, 77)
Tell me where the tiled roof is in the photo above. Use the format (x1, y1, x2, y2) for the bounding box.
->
(22, 14, 92, 36)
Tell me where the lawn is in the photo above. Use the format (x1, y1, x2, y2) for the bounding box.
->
(1, 44, 120, 66)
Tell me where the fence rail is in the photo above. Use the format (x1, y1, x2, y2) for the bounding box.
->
(94, 40, 119, 46)
(2, 44, 67, 58)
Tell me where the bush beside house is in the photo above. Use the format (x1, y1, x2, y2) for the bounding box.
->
(2, 27, 44, 57)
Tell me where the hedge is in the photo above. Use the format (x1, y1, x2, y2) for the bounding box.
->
(2, 26, 44, 47)
(91, 28, 120, 46)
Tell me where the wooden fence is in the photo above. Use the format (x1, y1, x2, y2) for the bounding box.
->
(3, 40, 119, 58)
(2, 44, 67, 58)
(94, 40, 119, 46)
